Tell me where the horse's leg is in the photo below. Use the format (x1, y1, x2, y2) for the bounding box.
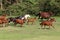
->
(43, 25, 46, 29)
(40, 18, 43, 21)
(14, 22, 17, 26)
(41, 25, 43, 29)
(31, 22, 34, 25)
(3, 23, 6, 27)
(41, 25, 45, 29)
(49, 25, 50, 29)
(1, 24, 3, 27)
(40, 24, 45, 29)
(5, 23, 6, 27)
(20, 24, 22, 27)
(2, 24, 3, 27)
(38, 15, 40, 19)
(20, 24, 23, 27)
(6, 23, 9, 27)
(3, 23, 5, 27)
(47, 18, 50, 20)
(6, 22, 9, 27)
(27, 21, 29, 25)
(4, 23, 7, 27)
(51, 25, 55, 29)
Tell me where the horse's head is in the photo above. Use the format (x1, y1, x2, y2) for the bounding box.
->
(34, 17, 37, 20)
(49, 18, 56, 22)
(48, 11, 53, 16)
(24, 14, 30, 19)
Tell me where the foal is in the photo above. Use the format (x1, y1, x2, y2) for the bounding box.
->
(27, 17, 37, 25)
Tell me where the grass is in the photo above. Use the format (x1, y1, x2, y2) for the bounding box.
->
(0, 17, 60, 40)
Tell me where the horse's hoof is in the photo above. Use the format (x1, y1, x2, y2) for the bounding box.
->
(20, 26, 23, 27)
(42, 28, 45, 29)
(46, 28, 50, 29)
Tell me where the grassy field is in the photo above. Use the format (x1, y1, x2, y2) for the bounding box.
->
(0, 17, 60, 40)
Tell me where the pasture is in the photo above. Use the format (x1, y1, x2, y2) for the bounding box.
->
(0, 16, 60, 40)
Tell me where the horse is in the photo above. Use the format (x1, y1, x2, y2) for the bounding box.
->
(40, 18, 56, 29)
(8, 17, 25, 27)
(15, 14, 31, 21)
(8, 17, 15, 23)
(15, 15, 24, 19)
(15, 19, 25, 27)
(0, 20, 3, 27)
(24, 14, 31, 21)
(27, 17, 37, 25)
(0, 14, 8, 27)
(36, 11, 53, 21)
(0, 18, 9, 27)
(2, 19, 9, 27)
(0, 14, 7, 20)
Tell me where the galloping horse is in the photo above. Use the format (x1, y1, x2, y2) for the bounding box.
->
(36, 11, 53, 21)
(27, 17, 37, 25)
(15, 19, 25, 27)
(8, 14, 31, 26)
(40, 18, 55, 29)
(0, 14, 7, 20)
(24, 14, 30, 19)
(8, 17, 25, 27)
(0, 14, 8, 27)
(15, 14, 31, 21)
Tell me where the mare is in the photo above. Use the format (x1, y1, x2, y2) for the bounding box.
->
(36, 11, 53, 21)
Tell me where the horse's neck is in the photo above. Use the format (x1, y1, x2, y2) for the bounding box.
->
(25, 15, 29, 16)
(25, 15, 30, 17)
(48, 20, 54, 23)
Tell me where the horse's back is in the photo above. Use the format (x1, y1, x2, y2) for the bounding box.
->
(40, 12, 51, 18)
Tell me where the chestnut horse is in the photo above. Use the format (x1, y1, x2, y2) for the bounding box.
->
(27, 17, 37, 25)
(15, 19, 25, 27)
(8, 17, 25, 27)
(0, 14, 8, 27)
(40, 18, 55, 29)
(0, 14, 7, 20)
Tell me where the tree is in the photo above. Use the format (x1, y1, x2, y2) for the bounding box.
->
(1, 0, 60, 16)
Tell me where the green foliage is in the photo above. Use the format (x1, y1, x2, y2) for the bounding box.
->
(0, 9, 2, 15)
(1, 0, 60, 16)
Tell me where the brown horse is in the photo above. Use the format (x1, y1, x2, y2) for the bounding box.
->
(14, 19, 25, 27)
(40, 18, 55, 29)
(0, 14, 7, 20)
(37, 11, 53, 21)
(8, 17, 25, 27)
(0, 19, 9, 27)
(27, 17, 37, 25)
(0, 20, 3, 27)
(0, 14, 8, 27)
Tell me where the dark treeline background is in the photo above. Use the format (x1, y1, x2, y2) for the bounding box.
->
(0, 0, 60, 16)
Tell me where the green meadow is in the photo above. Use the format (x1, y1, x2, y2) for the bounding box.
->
(0, 17, 60, 40)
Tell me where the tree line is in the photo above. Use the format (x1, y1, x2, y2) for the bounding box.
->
(0, 0, 60, 16)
